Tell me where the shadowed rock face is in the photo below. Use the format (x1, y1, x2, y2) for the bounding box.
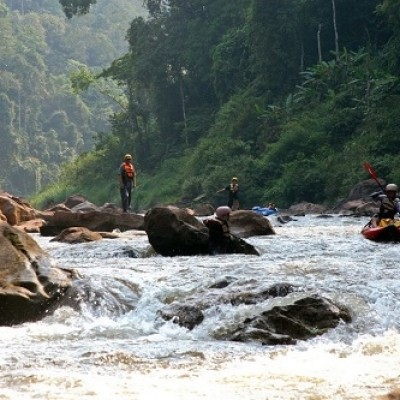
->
(223, 294, 352, 345)
(0, 222, 75, 326)
(144, 206, 261, 256)
(228, 210, 276, 238)
(144, 206, 210, 256)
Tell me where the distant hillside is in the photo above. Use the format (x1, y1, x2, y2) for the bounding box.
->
(0, 0, 146, 196)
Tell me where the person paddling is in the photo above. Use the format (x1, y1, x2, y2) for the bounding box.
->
(371, 183, 400, 227)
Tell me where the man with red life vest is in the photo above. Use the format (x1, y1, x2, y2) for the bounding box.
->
(118, 154, 136, 212)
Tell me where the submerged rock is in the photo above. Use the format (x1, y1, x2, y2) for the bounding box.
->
(224, 294, 352, 345)
(158, 305, 204, 330)
(51, 226, 103, 244)
(157, 282, 351, 345)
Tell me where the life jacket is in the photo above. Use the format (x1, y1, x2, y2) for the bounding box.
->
(378, 218, 400, 228)
(122, 162, 135, 179)
(379, 197, 399, 219)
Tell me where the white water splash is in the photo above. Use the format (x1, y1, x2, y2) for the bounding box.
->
(0, 216, 399, 399)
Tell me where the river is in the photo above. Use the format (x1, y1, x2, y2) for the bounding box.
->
(1, 214, 399, 399)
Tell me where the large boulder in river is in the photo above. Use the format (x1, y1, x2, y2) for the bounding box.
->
(0, 222, 76, 326)
(158, 282, 296, 330)
(224, 293, 351, 345)
(40, 207, 144, 236)
(144, 206, 260, 256)
(345, 179, 385, 202)
(228, 210, 275, 238)
(333, 179, 383, 215)
(144, 206, 210, 256)
(0, 192, 37, 225)
(338, 199, 378, 216)
(157, 278, 351, 344)
(50, 227, 104, 244)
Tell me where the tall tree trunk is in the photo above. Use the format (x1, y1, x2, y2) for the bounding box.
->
(317, 23, 322, 63)
(18, 89, 22, 131)
(35, 167, 41, 193)
(331, 0, 339, 61)
(179, 77, 188, 147)
(300, 37, 304, 72)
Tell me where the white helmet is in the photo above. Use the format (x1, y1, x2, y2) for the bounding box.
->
(385, 183, 398, 192)
(216, 206, 231, 219)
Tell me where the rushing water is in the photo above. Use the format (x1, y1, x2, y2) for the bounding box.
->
(1, 215, 400, 400)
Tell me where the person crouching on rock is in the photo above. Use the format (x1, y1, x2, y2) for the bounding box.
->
(203, 206, 232, 255)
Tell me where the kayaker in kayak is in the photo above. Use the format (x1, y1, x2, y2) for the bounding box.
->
(371, 183, 400, 227)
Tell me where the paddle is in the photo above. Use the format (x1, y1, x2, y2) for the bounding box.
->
(363, 162, 384, 191)
(193, 193, 207, 202)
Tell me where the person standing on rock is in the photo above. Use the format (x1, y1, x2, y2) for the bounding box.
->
(118, 154, 136, 212)
(216, 177, 240, 210)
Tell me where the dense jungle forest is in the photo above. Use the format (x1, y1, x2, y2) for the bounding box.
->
(2, 0, 400, 211)
(0, 0, 146, 195)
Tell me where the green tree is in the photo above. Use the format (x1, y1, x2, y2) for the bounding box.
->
(0, 94, 17, 179)
(58, 0, 96, 18)
(248, 0, 305, 99)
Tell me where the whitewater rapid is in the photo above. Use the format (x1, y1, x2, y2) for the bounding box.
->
(0, 215, 399, 399)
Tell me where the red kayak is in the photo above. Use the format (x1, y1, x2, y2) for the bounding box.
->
(361, 224, 400, 242)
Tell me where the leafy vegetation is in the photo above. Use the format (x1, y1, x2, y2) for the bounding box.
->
(0, 0, 146, 195)
(3, 0, 400, 211)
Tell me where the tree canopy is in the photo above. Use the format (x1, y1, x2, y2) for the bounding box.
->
(5, 0, 400, 211)
(0, 0, 145, 195)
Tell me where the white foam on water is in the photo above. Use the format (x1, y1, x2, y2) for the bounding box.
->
(1, 216, 400, 399)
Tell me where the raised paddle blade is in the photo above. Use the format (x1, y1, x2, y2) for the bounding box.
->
(363, 162, 384, 190)
(363, 162, 377, 180)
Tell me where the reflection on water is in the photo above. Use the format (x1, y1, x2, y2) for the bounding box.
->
(0, 215, 399, 399)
